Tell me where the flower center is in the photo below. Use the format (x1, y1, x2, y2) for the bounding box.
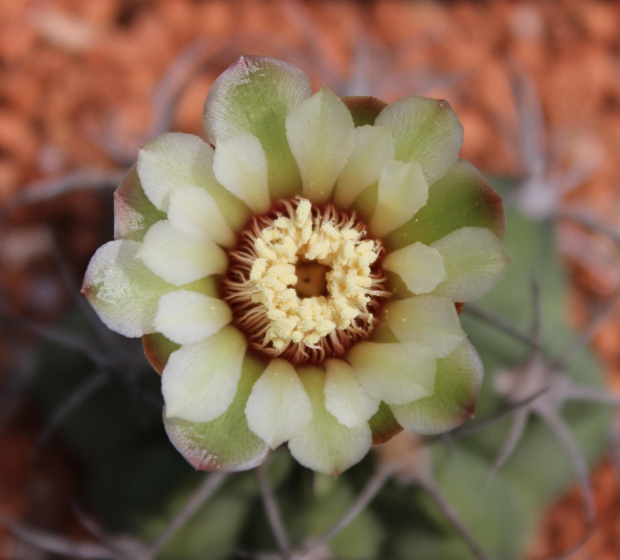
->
(222, 198, 389, 365)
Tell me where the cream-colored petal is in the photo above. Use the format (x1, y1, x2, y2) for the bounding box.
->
(375, 95, 463, 185)
(81, 240, 172, 337)
(383, 242, 447, 295)
(162, 326, 246, 423)
(369, 161, 428, 238)
(430, 227, 510, 302)
(137, 133, 250, 231)
(346, 342, 436, 406)
(324, 359, 380, 429)
(212, 132, 271, 214)
(385, 296, 466, 358)
(333, 125, 395, 208)
(203, 55, 311, 200)
(390, 339, 483, 435)
(155, 290, 232, 345)
(285, 86, 355, 203)
(245, 359, 313, 449)
(137, 220, 227, 286)
(137, 133, 215, 212)
(288, 368, 372, 476)
(167, 185, 236, 248)
(164, 354, 268, 472)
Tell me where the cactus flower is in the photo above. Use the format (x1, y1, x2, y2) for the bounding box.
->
(82, 56, 508, 475)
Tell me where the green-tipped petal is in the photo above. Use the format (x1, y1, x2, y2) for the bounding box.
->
(288, 368, 372, 476)
(82, 240, 172, 337)
(385, 296, 466, 358)
(165, 354, 268, 472)
(204, 55, 311, 200)
(245, 359, 313, 449)
(369, 161, 428, 238)
(212, 132, 271, 213)
(168, 185, 236, 248)
(368, 402, 403, 445)
(137, 132, 249, 231)
(390, 339, 483, 435)
(114, 164, 166, 242)
(154, 290, 232, 345)
(346, 342, 436, 406)
(333, 125, 395, 208)
(286, 86, 355, 203)
(162, 326, 246, 424)
(137, 220, 227, 287)
(384, 159, 505, 250)
(382, 242, 446, 295)
(430, 226, 510, 302)
(324, 359, 380, 429)
(375, 95, 463, 185)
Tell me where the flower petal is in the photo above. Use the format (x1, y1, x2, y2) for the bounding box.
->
(212, 132, 271, 214)
(288, 367, 372, 476)
(155, 290, 232, 345)
(164, 354, 268, 472)
(162, 326, 246, 423)
(375, 95, 463, 185)
(346, 342, 436, 406)
(382, 242, 447, 295)
(168, 185, 236, 248)
(286, 86, 355, 203)
(385, 296, 466, 358)
(82, 240, 172, 337)
(368, 403, 403, 444)
(137, 220, 227, 286)
(430, 226, 510, 302)
(384, 159, 505, 251)
(390, 339, 483, 435)
(245, 359, 313, 449)
(333, 125, 395, 208)
(137, 132, 249, 230)
(203, 55, 311, 200)
(369, 160, 428, 238)
(324, 359, 380, 429)
(114, 164, 166, 242)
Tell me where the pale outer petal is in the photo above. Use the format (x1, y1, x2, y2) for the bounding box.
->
(137, 133, 249, 231)
(324, 359, 380, 429)
(333, 125, 395, 208)
(163, 355, 269, 472)
(383, 242, 447, 295)
(370, 160, 429, 238)
(155, 290, 232, 345)
(167, 185, 236, 248)
(375, 95, 463, 185)
(430, 227, 510, 302)
(162, 326, 247, 423)
(285, 86, 355, 203)
(212, 132, 271, 213)
(390, 339, 483, 435)
(82, 240, 172, 337)
(288, 368, 372, 476)
(137, 220, 227, 287)
(245, 359, 313, 449)
(346, 342, 436, 406)
(203, 56, 312, 201)
(385, 296, 466, 358)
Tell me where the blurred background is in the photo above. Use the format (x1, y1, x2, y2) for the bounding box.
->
(1, 1, 620, 559)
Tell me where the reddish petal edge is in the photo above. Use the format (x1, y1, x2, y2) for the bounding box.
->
(369, 402, 403, 445)
(342, 96, 387, 127)
(142, 333, 180, 375)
